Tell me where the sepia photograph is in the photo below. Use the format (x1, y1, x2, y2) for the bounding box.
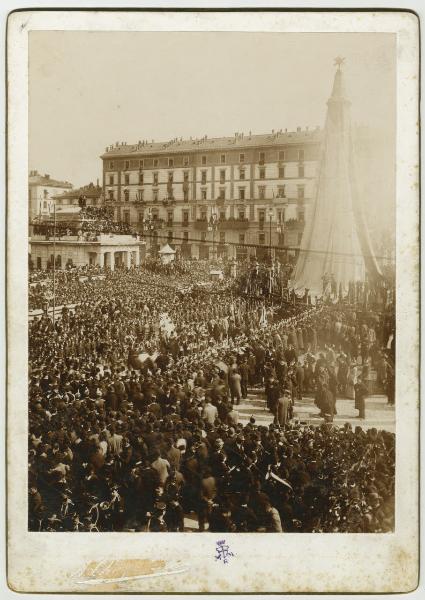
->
(6, 9, 419, 594)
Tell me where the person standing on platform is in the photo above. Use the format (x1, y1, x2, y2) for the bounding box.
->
(386, 369, 395, 406)
(354, 377, 368, 419)
(346, 362, 358, 400)
(276, 389, 292, 428)
(239, 358, 249, 400)
(266, 376, 280, 415)
(295, 361, 305, 400)
(229, 368, 242, 406)
(320, 383, 336, 421)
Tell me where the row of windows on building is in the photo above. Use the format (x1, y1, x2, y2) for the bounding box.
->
(109, 164, 306, 187)
(124, 206, 302, 225)
(140, 229, 302, 247)
(109, 184, 305, 203)
(108, 149, 306, 171)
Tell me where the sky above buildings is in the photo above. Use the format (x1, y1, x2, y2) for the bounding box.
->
(29, 30, 395, 227)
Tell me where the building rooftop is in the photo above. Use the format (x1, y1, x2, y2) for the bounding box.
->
(101, 127, 322, 158)
(52, 182, 102, 200)
(55, 206, 83, 215)
(29, 170, 73, 189)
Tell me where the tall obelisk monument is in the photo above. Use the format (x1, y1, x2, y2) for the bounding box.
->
(292, 59, 381, 296)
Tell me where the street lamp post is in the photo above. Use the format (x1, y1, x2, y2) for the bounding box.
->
(268, 207, 273, 263)
(209, 211, 218, 262)
(52, 201, 56, 327)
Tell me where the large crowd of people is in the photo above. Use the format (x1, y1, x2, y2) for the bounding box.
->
(28, 262, 395, 533)
(29, 266, 104, 311)
(31, 206, 135, 239)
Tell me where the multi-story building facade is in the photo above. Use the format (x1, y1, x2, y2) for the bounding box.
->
(29, 170, 73, 222)
(100, 127, 321, 261)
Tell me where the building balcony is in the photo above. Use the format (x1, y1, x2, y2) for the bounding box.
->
(194, 219, 208, 231)
(219, 218, 249, 230)
(142, 218, 164, 231)
(162, 197, 176, 207)
(192, 217, 250, 231)
(284, 218, 305, 230)
(166, 221, 184, 228)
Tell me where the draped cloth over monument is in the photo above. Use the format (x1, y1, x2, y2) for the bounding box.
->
(292, 62, 382, 297)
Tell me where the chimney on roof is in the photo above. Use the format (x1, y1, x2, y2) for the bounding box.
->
(97, 178, 99, 187)
(297, 127, 301, 132)
(285, 128, 287, 132)
(272, 129, 274, 134)
(249, 130, 252, 136)
(306, 126, 309, 131)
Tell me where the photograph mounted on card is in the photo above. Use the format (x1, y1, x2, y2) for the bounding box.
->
(6, 8, 419, 594)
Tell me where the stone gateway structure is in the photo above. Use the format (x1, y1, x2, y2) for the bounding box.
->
(30, 233, 145, 271)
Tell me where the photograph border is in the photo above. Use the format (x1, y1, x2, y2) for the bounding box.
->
(6, 8, 420, 594)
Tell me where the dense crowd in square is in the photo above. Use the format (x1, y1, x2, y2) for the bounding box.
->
(28, 260, 395, 532)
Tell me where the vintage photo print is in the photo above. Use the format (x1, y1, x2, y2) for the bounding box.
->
(6, 9, 419, 593)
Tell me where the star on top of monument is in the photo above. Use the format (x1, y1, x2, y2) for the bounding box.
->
(334, 56, 346, 69)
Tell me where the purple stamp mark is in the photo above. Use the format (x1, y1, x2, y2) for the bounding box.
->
(215, 539, 235, 564)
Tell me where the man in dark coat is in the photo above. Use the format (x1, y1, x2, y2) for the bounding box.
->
(266, 377, 280, 415)
(295, 362, 305, 400)
(239, 359, 249, 400)
(276, 390, 292, 428)
(354, 377, 368, 419)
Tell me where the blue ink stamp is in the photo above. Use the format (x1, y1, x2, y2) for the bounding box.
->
(215, 539, 235, 564)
